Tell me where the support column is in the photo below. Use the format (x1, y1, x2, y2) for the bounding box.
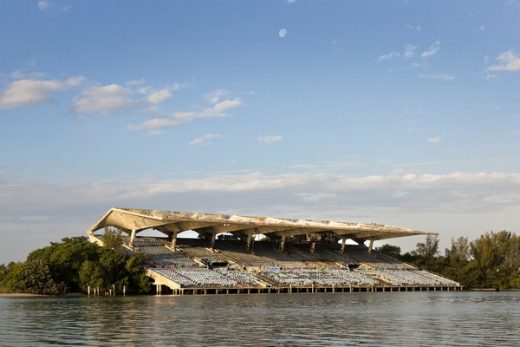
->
(210, 232, 216, 249)
(246, 234, 252, 253)
(310, 241, 316, 254)
(129, 229, 137, 248)
(171, 232, 177, 251)
(280, 236, 286, 252)
(340, 238, 346, 254)
(368, 239, 374, 254)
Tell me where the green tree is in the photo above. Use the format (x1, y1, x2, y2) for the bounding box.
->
(376, 244, 402, 259)
(442, 237, 472, 285)
(469, 231, 520, 289)
(6, 260, 64, 295)
(102, 227, 124, 250)
(1, 236, 150, 295)
(78, 260, 104, 292)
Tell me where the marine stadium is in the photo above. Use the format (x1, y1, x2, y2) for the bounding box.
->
(88, 208, 462, 295)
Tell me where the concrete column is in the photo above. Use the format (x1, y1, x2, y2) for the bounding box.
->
(129, 229, 137, 248)
(246, 234, 252, 252)
(171, 232, 177, 251)
(310, 241, 316, 254)
(210, 232, 216, 249)
(368, 239, 374, 254)
(280, 236, 286, 252)
(340, 238, 346, 253)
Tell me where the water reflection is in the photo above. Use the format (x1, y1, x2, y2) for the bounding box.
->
(0, 292, 519, 346)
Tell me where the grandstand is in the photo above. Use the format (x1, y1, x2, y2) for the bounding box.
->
(88, 208, 462, 295)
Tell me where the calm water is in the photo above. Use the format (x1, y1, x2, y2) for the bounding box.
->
(0, 292, 519, 346)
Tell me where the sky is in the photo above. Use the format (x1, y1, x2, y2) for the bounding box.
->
(1, 0, 520, 264)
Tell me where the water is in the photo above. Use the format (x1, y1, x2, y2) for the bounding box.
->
(0, 292, 519, 346)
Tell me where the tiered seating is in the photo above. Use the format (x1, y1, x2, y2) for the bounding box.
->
(130, 236, 459, 289)
(261, 268, 378, 287)
(218, 249, 275, 268)
(180, 247, 228, 262)
(171, 268, 236, 287)
(360, 269, 459, 287)
(314, 246, 358, 265)
(134, 238, 197, 267)
(418, 270, 460, 286)
(214, 268, 259, 286)
(154, 268, 196, 287)
(250, 243, 305, 268)
(346, 246, 411, 269)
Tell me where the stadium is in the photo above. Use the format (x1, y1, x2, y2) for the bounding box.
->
(88, 208, 462, 295)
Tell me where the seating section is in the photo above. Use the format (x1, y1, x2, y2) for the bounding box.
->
(260, 268, 378, 287)
(127, 237, 460, 289)
(360, 269, 459, 287)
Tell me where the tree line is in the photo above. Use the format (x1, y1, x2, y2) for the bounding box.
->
(0, 231, 151, 295)
(377, 230, 520, 289)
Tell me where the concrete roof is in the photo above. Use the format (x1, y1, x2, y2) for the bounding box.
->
(87, 208, 435, 241)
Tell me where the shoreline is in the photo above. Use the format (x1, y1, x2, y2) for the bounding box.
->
(0, 293, 48, 297)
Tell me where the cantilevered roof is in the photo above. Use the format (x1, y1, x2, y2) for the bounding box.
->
(88, 208, 435, 241)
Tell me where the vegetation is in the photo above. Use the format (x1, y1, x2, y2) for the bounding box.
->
(0, 231, 151, 295)
(378, 231, 520, 290)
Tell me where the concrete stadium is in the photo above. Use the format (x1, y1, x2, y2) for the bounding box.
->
(88, 208, 462, 295)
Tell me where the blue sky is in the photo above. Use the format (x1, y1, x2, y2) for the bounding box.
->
(1, 0, 520, 263)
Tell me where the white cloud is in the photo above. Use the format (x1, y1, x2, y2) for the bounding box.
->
(488, 50, 520, 72)
(0, 76, 83, 108)
(203, 89, 229, 104)
(144, 83, 183, 104)
(147, 89, 172, 104)
(426, 136, 442, 144)
(377, 52, 400, 61)
(188, 134, 223, 146)
(421, 40, 441, 58)
(406, 24, 422, 32)
(37, 0, 49, 11)
(73, 81, 183, 114)
(258, 135, 284, 144)
(73, 84, 144, 114)
(378, 41, 441, 63)
(279, 28, 288, 38)
(287, 0, 297, 3)
(404, 44, 418, 58)
(419, 73, 454, 80)
(129, 98, 242, 132)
